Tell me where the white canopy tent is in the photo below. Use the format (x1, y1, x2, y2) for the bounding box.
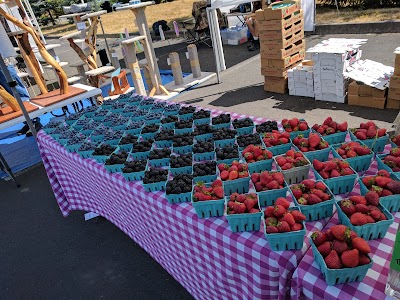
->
(206, 0, 315, 83)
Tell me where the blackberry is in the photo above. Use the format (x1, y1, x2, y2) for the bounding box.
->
(166, 174, 193, 194)
(170, 153, 192, 168)
(232, 117, 254, 129)
(193, 161, 217, 177)
(212, 113, 230, 125)
(216, 145, 239, 160)
(193, 139, 214, 153)
(213, 128, 237, 140)
(122, 159, 147, 173)
(143, 167, 168, 184)
(149, 148, 171, 159)
(236, 133, 262, 148)
(256, 121, 279, 133)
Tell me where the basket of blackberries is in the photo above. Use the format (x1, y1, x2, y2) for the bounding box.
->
(80, 120, 101, 136)
(193, 161, 217, 183)
(256, 120, 279, 134)
(193, 139, 215, 161)
(65, 112, 82, 126)
(140, 123, 160, 141)
(125, 120, 145, 136)
(150, 101, 167, 113)
(144, 112, 162, 125)
(174, 119, 193, 134)
(172, 133, 194, 154)
(148, 147, 172, 167)
(104, 150, 129, 173)
(111, 116, 130, 131)
(165, 174, 193, 204)
(64, 134, 87, 152)
(111, 101, 127, 113)
(57, 129, 78, 145)
(103, 130, 124, 146)
(82, 105, 98, 117)
(130, 109, 148, 122)
(170, 153, 193, 175)
(216, 145, 240, 165)
(121, 104, 139, 118)
(116, 91, 139, 103)
(139, 98, 156, 110)
(101, 99, 117, 109)
(49, 125, 71, 140)
(143, 167, 169, 192)
(236, 133, 262, 150)
(42, 119, 64, 134)
(72, 116, 89, 131)
(161, 115, 178, 130)
(78, 141, 98, 158)
(92, 109, 109, 121)
(118, 133, 138, 152)
(121, 159, 147, 181)
(154, 129, 174, 148)
(164, 103, 180, 116)
(193, 124, 214, 141)
(212, 113, 231, 129)
(179, 106, 196, 120)
(91, 143, 118, 163)
(130, 139, 153, 159)
(213, 128, 237, 148)
(90, 124, 108, 143)
(233, 118, 254, 136)
(193, 109, 211, 125)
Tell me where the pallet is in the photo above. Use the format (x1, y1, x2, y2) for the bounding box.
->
(260, 29, 304, 50)
(259, 19, 303, 41)
(0, 102, 39, 124)
(261, 49, 305, 69)
(258, 9, 303, 31)
(261, 56, 303, 77)
(261, 39, 305, 60)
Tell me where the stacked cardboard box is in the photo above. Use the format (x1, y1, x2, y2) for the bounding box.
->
(288, 60, 314, 97)
(347, 81, 387, 109)
(388, 50, 400, 109)
(256, 0, 304, 94)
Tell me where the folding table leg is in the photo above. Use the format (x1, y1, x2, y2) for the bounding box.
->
(0, 152, 20, 188)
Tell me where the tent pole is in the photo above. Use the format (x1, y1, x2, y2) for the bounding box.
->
(22, 0, 46, 44)
(207, 7, 225, 83)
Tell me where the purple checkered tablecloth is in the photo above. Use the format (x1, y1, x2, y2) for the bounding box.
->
(36, 107, 330, 300)
(291, 155, 399, 300)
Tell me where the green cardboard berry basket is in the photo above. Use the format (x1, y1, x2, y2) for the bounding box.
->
(235, 125, 254, 136)
(192, 183, 225, 217)
(335, 200, 393, 240)
(263, 207, 306, 251)
(262, 140, 293, 156)
(170, 165, 193, 175)
(214, 138, 236, 148)
(313, 167, 357, 195)
(212, 122, 231, 129)
(195, 133, 213, 142)
(173, 144, 193, 155)
(225, 197, 262, 232)
(331, 142, 374, 172)
(311, 128, 347, 145)
(222, 177, 250, 196)
(257, 185, 288, 207)
(289, 180, 335, 221)
(310, 239, 373, 285)
(349, 131, 388, 153)
(289, 129, 310, 140)
(376, 154, 400, 178)
(193, 117, 210, 126)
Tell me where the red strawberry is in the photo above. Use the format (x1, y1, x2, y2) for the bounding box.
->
(266, 180, 280, 190)
(291, 223, 303, 231)
(355, 131, 367, 140)
(350, 212, 368, 226)
(337, 121, 348, 132)
(229, 171, 239, 180)
(264, 206, 275, 217)
(371, 185, 383, 196)
(244, 198, 256, 211)
(220, 170, 229, 181)
(251, 173, 260, 184)
(324, 161, 337, 171)
(234, 202, 246, 214)
(378, 128, 387, 137)
(375, 176, 393, 188)
(310, 188, 326, 200)
(237, 194, 246, 203)
(324, 250, 341, 269)
(277, 221, 291, 232)
(382, 189, 393, 196)
(387, 181, 400, 194)
(317, 241, 332, 257)
(302, 179, 315, 190)
(330, 169, 341, 178)
(311, 231, 327, 247)
(365, 191, 379, 206)
(299, 122, 308, 131)
(271, 172, 284, 185)
(230, 193, 240, 201)
(213, 186, 224, 199)
(265, 216, 278, 226)
(291, 210, 306, 222)
(333, 240, 349, 255)
(266, 225, 279, 233)
(313, 159, 324, 171)
(341, 249, 359, 268)
(275, 197, 290, 209)
(377, 169, 391, 177)
(297, 198, 308, 205)
(308, 133, 321, 148)
(355, 204, 369, 214)
(358, 254, 371, 266)
(291, 187, 303, 199)
(340, 199, 356, 215)
(288, 118, 299, 128)
(352, 237, 371, 254)
(390, 148, 400, 157)
(325, 229, 334, 241)
(330, 225, 349, 241)
(308, 194, 322, 205)
(282, 213, 296, 226)
(315, 181, 327, 191)
(254, 182, 263, 192)
(370, 210, 382, 221)
(349, 195, 367, 205)
(273, 205, 286, 218)
(341, 167, 354, 176)
(323, 117, 333, 125)
(366, 126, 377, 138)
(249, 208, 261, 213)
(227, 201, 235, 210)
(218, 163, 228, 172)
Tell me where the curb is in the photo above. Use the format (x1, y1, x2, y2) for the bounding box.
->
(314, 20, 400, 35)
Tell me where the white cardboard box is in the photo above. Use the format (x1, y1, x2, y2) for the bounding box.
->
(315, 93, 347, 103)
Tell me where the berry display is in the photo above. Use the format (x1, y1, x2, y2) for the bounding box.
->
(275, 150, 309, 170)
(382, 148, 400, 172)
(193, 161, 217, 177)
(119, 134, 137, 145)
(91, 124, 108, 136)
(179, 106, 196, 115)
(290, 179, 332, 205)
(250, 170, 285, 192)
(141, 124, 160, 133)
(212, 113, 230, 125)
(92, 144, 116, 156)
(264, 206, 306, 232)
(172, 133, 193, 146)
(232, 117, 253, 129)
(102, 99, 116, 106)
(361, 171, 400, 196)
(122, 159, 147, 173)
(193, 109, 210, 120)
(155, 130, 174, 141)
(262, 130, 291, 147)
(82, 121, 100, 130)
(152, 101, 167, 109)
(170, 153, 192, 168)
(59, 130, 78, 140)
(78, 141, 97, 151)
(132, 140, 153, 153)
(282, 118, 309, 132)
(334, 141, 372, 159)
(216, 145, 239, 160)
(53, 126, 70, 134)
(149, 148, 171, 159)
(192, 180, 224, 201)
(161, 115, 178, 124)
(166, 174, 193, 194)
(83, 105, 97, 113)
(292, 133, 329, 152)
(104, 129, 124, 141)
(236, 133, 262, 148)
(143, 167, 168, 184)
(256, 121, 278, 133)
(351, 121, 387, 140)
(193, 139, 214, 153)
(313, 158, 355, 179)
(175, 119, 193, 129)
(218, 161, 248, 181)
(74, 118, 89, 126)
(227, 193, 261, 214)
(105, 151, 129, 165)
(242, 145, 272, 163)
(312, 117, 348, 135)
(213, 128, 236, 140)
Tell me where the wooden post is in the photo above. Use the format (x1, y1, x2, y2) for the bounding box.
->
(0, 85, 20, 111)
(187, 44, 202, 78)
(142, 65, 153, 92)
(169, 52, 184, 86)
(122, 39, 146, 96)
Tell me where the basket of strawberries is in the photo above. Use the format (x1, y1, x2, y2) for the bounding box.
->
(274, 150, 311, 185)
(312, 158, 357, 195)
(192, 179, 225, 218)
(219, 161, 250, 196)
(252, 171, 288, 207)
(335, 193, 393, 240)
(261, 130, 292, 156)
(376, 147, 400, 177)
(241, 144, 273, 174)
(311, 117, 348, 145)
(391, 133, 400, 148)
(282, 117, 310, 140)
(349, 121, 388, 153)
(226, 193, 262, 232)
(263, 202, 306, 251)
(290, 179, 335, 221)
(292, 132, 330, 162)
(359, 170, 400, 213)
(310, 225, 373, 286)
(331, 141, 374, 172)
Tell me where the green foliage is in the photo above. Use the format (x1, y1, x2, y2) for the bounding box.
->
(318, 0, 399, 8)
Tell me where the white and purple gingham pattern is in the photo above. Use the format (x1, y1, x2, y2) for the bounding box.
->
(37, 100, 395, 300)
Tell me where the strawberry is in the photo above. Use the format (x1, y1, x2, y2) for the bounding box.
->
(218, 163, 228, 172)
(273, 205, 286, 218)
(341, 249, 359, 268)
(308, 194, 322, 205)
(277, 221, 291, 233)
(308, 133, 321, 148)
(212, 179, 223, 188)
(390, 148, 400, 157)
(341, 167, 354, 176)
(282, 213, 296, 226)
(370, 210, 382, 221)
(244, 198, 256, 211)
(288, 118, 299, 128)
(317, 241, 332, 257)
(299, 122, 308, 131)
(265, 216, 278, 226)
(310, 188, 326, 200)
(297, 198, 308, 205)
(313, 159, 324, 171)
(324, 161, 337, 171)
(371, 185, 383, 196)
(362, 176, 376, 188)
(230, 193, 240, 201)
(227, 201, 235, 210)
(254, 182, 263, 192)
(275, 197, 290, 209)
(302, 179, 315, 190)
(323, 117, 333, 125)
(330, 225, 349, 241)
(266, 226, 279, 233)
(229, 171, 239, 180)
(365, 191, 379, 206)
(377, 169, 391, 177)
(213, 187, 224, 199)
(352, 237, 371, 254)
(355, 204, 369, 213)
(234, 202, 246, 214)
(337, 121, 348, 132)
(354, 146, 371, 156)
(237, 194, 246, 203)
(266, 180, 280, 190)
(271, 172, 284, 185)
(291, 223, 303, 231)
(382, 189, 393, 196)
(365, 215, 375, 223)
(387, 181, 400, 194)
(358, 254, 371, 266)
(330, 169, 341, 178)
(291, 187, 303, 199)
(291, 210, 306, 222)
(249, 208, 261, 213)
(378, 128, 387, 137)
(251, 173, 260, 184)
(315, 181, 327, 191)
(311, 231, 327, 247)
(349, 195, 367, 205)
(350, 212, 368, 226)
(333, 240, 349, 255)
(220, 170, 229, 181)
(375, 176, 393, 188)
(355, 131, 367, 140)
(324, 250, 341, 269)
(264, 206, 275, 217)
(340, 199, 356, 215)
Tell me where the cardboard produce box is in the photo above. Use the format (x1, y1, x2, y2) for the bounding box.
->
(260, 30, 304, 50)
(348, 94, 386, 109)
(387, 98, 400, 109)
(390, 76, 400, 89)
(395, 54, 400, 76)
(258, 20, 303, 41)
(348, 80, 387, 98)
(260, 39, 305, 59)
(263, 0, 301, 19)
(261, 50, 305, 69)
(264, 76, 288, 94)
(389, 87, 400, 100)
(258, 10, 303, 31)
